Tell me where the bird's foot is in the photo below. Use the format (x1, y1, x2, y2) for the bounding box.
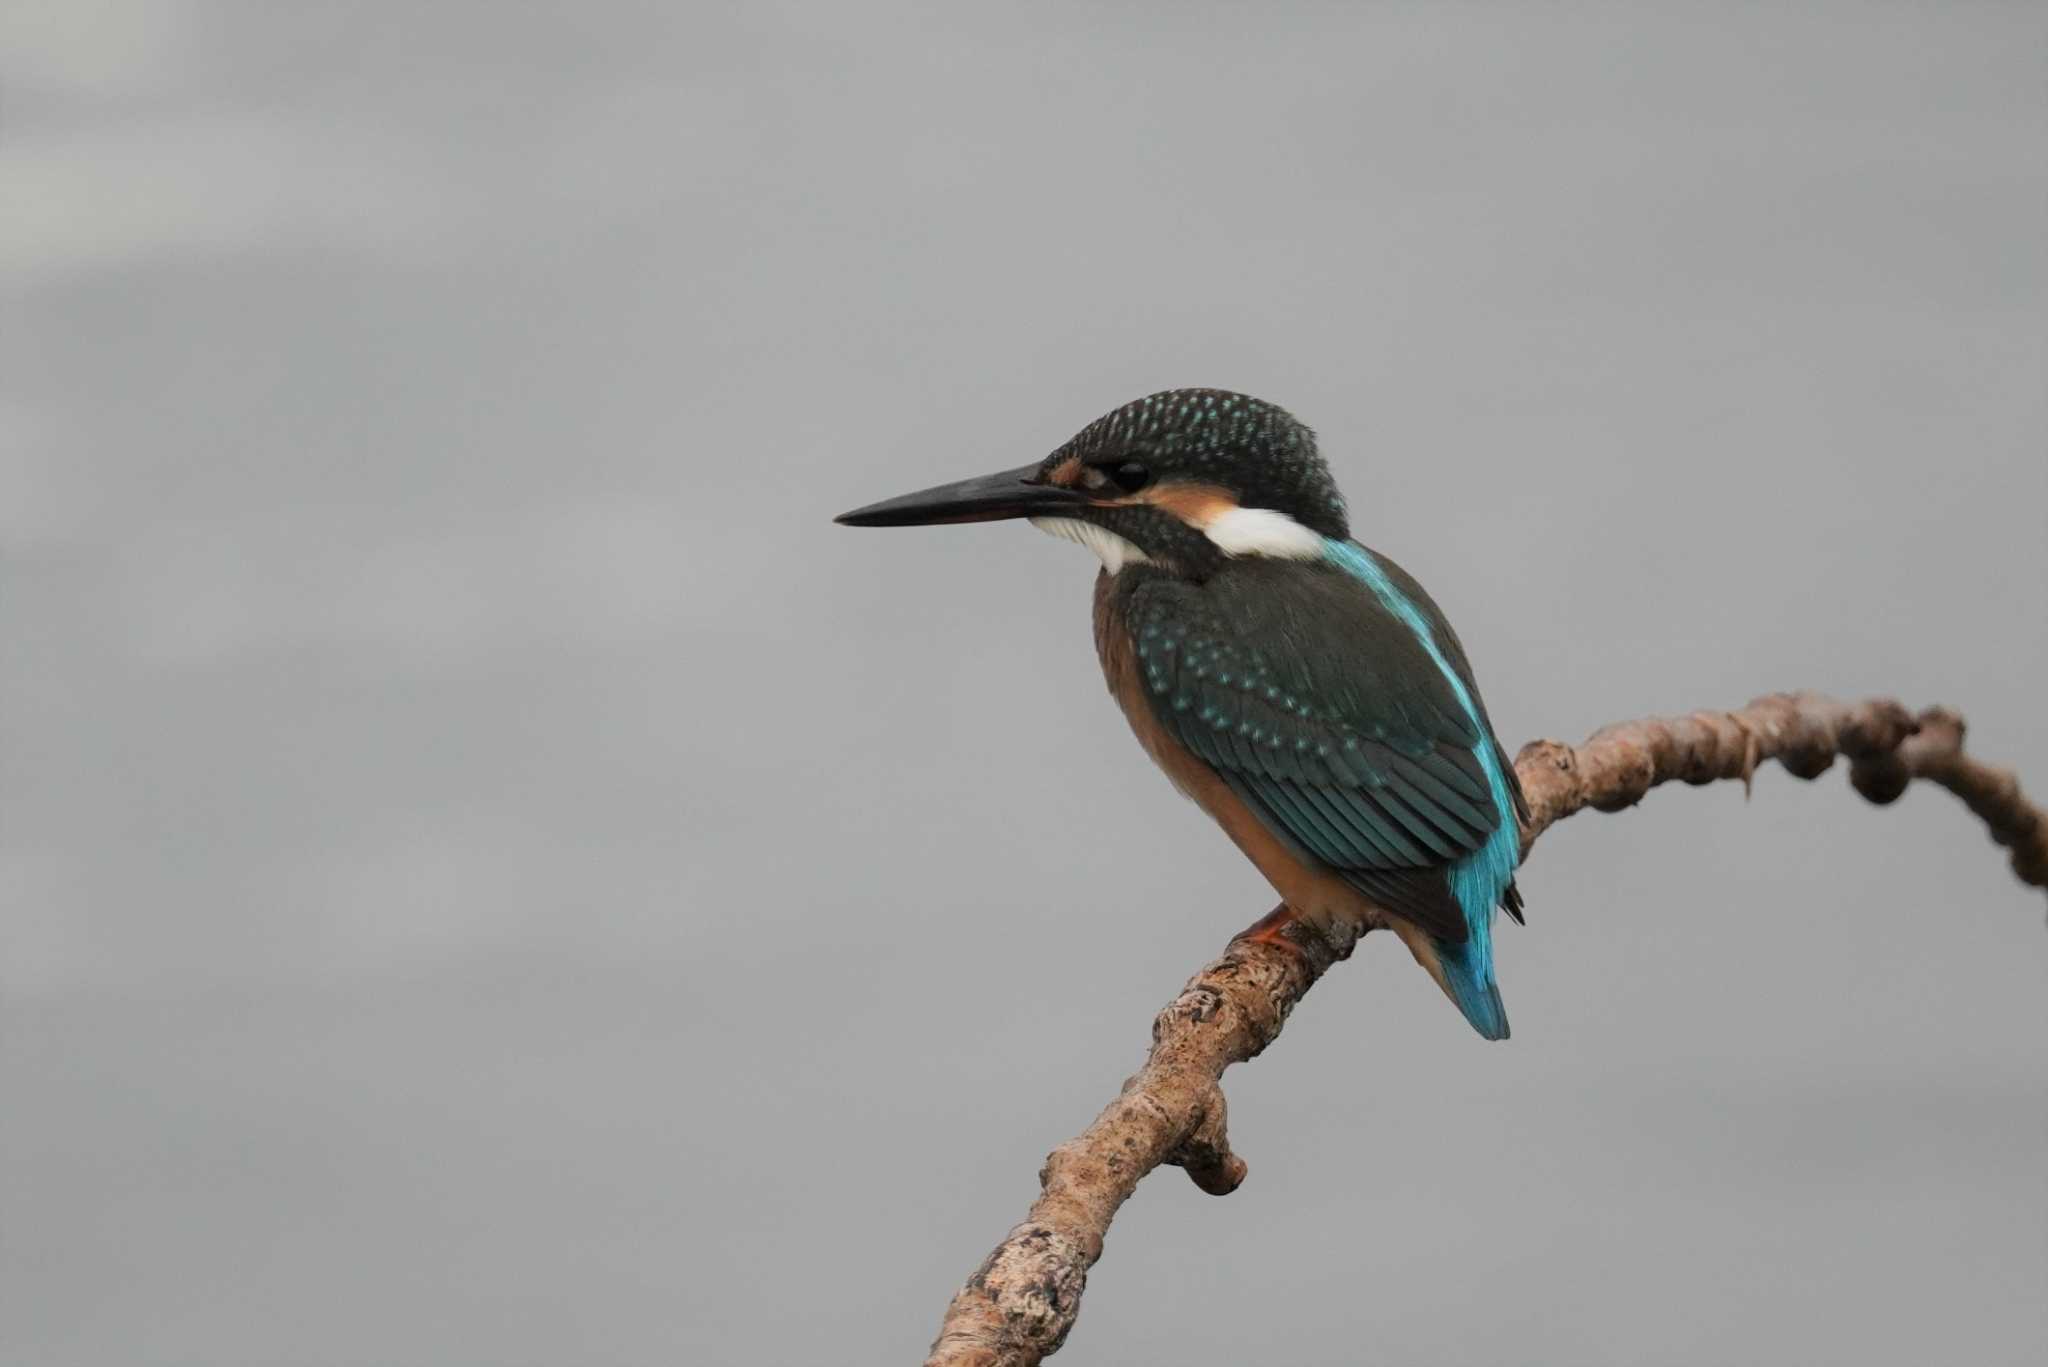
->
(1233, 904, 1314, 959)
(1231, 904, 1361, 971)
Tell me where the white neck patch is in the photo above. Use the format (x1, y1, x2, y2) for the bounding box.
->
(1200, 505, 1326, 560)
(1030, 516, 1150, 573)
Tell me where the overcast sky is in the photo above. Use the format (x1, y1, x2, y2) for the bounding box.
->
(4, 3, 2044, 1364)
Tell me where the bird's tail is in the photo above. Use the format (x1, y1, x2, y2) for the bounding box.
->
(1432, 935, 1510, 1041)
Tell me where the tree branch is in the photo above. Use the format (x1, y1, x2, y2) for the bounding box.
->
(923, 692, 2047, 1367)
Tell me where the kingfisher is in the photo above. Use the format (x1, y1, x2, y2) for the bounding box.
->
(836, 389, 1527, 1039)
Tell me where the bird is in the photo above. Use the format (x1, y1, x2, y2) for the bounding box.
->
(835, 389, 1527, 1040)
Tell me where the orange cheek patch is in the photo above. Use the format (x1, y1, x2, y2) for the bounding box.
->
(1045, 456, 1084, 487)
(1127, 481, 1240, 527)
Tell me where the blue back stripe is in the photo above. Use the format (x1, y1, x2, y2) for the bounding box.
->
(1321, 541, 1520, 967)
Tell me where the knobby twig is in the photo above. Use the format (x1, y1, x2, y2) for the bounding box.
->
(924, 692, 2046, 1367)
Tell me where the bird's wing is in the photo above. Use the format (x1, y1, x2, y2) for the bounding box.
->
(1368, 549, 1532, 829)
(1119, 556, 1516, 942)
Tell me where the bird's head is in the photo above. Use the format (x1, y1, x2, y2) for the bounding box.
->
(835, 389, 1348, 577)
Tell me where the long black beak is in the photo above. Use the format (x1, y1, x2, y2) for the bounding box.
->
(834, 462, 1092, 527)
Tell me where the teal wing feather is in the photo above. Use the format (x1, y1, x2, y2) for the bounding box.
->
(1369, 551, 1531, 834)
(1116, 557, 1518, 942)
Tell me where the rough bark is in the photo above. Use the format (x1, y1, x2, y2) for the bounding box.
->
(923, 692, 2047, 1367)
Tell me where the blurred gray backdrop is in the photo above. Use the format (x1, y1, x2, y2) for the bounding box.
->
(4, 3, 2044, 1364)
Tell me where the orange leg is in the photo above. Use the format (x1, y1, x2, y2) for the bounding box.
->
(1234, 903, 1309, 957)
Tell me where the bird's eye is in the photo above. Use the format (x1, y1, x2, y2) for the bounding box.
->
(1108, 461, 1151, 493)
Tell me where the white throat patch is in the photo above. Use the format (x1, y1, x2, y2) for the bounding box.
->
(1200, 505, 1326, 560)
(1030, 516, 1151, 573)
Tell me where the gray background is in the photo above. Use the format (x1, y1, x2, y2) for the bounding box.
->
(4, 3, 2043, 1364)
